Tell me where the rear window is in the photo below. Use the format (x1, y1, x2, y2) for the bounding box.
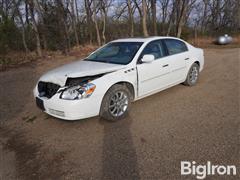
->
(164, 39, 188, 55)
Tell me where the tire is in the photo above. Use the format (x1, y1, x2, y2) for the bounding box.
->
(100, 84, 132, 121)
(183, 63, 200, 86)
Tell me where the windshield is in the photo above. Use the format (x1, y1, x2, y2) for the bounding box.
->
(85, 42, 143, 65)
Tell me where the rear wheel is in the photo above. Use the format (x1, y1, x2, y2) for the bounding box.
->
(100, 84, 132, 121)
(183, 63, 200, 86)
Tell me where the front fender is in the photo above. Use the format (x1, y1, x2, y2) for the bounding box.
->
(91, 68, 137, 102)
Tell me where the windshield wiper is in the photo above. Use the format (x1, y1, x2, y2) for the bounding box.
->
(84, 59, 118, 64)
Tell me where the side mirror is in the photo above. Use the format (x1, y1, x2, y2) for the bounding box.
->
(141, 54, 154, 63)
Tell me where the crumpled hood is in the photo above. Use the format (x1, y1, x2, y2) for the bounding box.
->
(39, 60, 125, 86)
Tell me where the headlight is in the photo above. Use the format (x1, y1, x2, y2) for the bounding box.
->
(60, 83, 96, 100)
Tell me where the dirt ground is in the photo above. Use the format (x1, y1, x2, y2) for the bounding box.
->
(0, 48, 239, 180)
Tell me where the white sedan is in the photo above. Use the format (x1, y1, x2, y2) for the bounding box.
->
(34, 37, 204, 121)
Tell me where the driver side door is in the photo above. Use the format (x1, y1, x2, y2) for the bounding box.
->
(137, 40, 172, 97)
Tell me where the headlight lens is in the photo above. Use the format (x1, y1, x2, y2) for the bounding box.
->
(60, 83, 96, 100)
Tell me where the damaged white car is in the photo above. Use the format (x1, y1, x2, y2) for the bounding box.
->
(33, 37, 204, 121)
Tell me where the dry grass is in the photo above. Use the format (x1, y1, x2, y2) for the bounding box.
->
(1, 37, 239, 71)
(189, 35, 240, 48)
(0, 45, 98, 71)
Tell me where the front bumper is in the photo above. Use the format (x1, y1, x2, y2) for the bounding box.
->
(34, 87, 102, 120)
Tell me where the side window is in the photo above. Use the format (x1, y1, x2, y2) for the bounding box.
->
(140, 40, 166, 60)
(164, 39, 188, 55)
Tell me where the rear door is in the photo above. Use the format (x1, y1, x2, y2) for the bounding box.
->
(163, 39, 189, 83)
(137, 40, 172, 97)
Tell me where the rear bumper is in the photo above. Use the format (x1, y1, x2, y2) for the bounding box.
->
(34, 87, 102, 120)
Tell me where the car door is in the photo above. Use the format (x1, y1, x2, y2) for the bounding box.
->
(163, 39, 189, 83)
(137, 40, 172, 97)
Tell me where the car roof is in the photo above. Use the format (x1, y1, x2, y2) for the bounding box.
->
(112, 36, 183, 43)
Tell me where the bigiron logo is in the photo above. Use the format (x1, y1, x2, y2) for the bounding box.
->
(181, 161, 237, 179)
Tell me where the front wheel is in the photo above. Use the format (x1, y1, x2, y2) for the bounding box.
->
(100, 84, 132, 121)
(183, 63, 200, 86)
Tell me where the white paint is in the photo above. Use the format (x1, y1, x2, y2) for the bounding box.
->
(33, 36, 205, 120)
(181, 161, 237, 179)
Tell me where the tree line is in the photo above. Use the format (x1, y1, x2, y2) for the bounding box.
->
(0, 0, 239, 56)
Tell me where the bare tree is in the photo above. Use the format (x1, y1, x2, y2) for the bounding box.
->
(167, 0, 196, 37)
(201, 0, 209, 33)
(1, 0, 240, 56)
(74, 0, 79, 22)
(142, 0, 148, 37)
(84, 0, 93, 44)
(133, 0, 142, 19)
(14, 0, 29, 53)
(55, 0, 71, 54)
(176, 0, 189, 38)
(234, 0, 240, 30)
(160, 0, 170, 35)
(133, 0, 143, 31)
(70, 0, 80, 46)
(100, 0, 111, 44)
(25, 0, 29, 25)
(127, 0, 134, 37)
(28, 0, 42, 56)
(92, 0, 101, 45)
(32, 0, 48, 50)
(209, 0, 222, 30)
(167, 0, 177, 36)
(150, 0, 157, 35)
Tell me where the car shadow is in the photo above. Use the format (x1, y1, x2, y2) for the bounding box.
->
(99, 116, 140, 180)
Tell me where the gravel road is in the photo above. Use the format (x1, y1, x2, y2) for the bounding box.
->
(0, 48, 239, 180)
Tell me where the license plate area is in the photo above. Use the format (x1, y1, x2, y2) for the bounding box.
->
(36, 97, 45, 111)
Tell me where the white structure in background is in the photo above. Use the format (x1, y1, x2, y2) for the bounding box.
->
(217, 34, 233, 45)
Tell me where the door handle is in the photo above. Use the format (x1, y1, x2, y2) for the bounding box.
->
(185, 58, 190, 60)
(162, 64, 169, 67)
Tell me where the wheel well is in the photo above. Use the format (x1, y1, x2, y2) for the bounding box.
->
(194, 61, 200, 67)
(115, 82, 135, 100)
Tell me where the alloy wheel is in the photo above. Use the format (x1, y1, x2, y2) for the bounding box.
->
(189, 66, 199, 84)
(109, 91, 129, 117)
